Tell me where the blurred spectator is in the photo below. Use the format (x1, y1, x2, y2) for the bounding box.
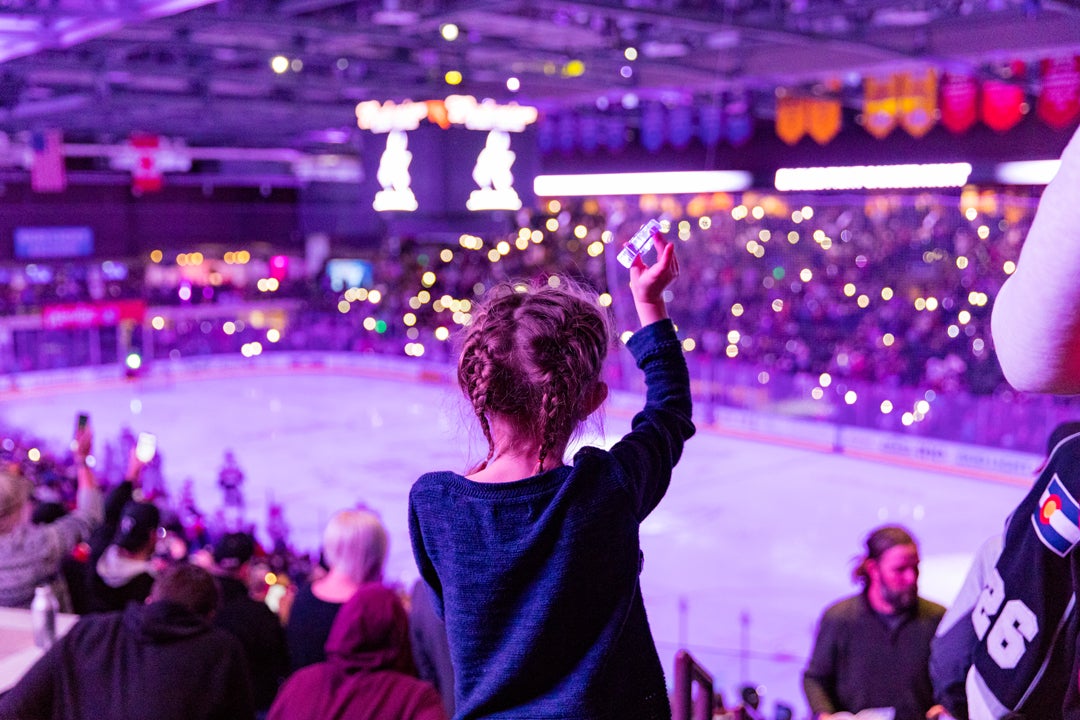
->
(269, 582, 445, 720)
(211, 531, 289, 715)
(286, 508, 388, 672)
(0, 563, 255, 720)
(0, 426, 102, 611)
(83, 501, 160, 614)
(803, 525, 945, 720)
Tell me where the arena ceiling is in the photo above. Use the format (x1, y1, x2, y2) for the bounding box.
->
(0, 0, 1078, 150)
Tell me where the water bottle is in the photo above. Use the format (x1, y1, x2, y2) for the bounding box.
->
(31, 584, 59, 649)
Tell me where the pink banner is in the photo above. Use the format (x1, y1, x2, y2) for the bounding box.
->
(1037, 56, 1080, 129)
(42, 299, 147, 329)
(940, 73, 978, 134)
(981, 62, 1026, 133)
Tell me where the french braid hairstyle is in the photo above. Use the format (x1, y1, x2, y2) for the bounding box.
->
(458, 277, 613, 475)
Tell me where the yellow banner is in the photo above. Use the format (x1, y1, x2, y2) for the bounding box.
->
(899, 69, 938, 138)
(863, 75, 899, 139)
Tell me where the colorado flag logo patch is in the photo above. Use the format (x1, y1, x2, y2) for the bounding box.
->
(1032, 474, 1080, 557)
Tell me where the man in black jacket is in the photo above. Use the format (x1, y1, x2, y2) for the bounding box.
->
(0, 563, 254, 720)
(803, 525, 946, 720)
(211, 531, 289, 714)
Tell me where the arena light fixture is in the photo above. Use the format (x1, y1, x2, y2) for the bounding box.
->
(994, 159, 1060, 186)
(774, 163, 972, 192)
(533, 170, 752, 197)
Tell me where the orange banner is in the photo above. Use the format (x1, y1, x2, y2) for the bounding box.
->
(899, 69, 938, 137)
(807, 98, 842, 144)
(863, 75, 899, 139)
(775, 97, 806, 145)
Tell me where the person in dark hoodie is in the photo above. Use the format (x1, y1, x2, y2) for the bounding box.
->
(65, 447, 151, 614)
(83, 500, 160, 613)
(0, 563, 254, 720)
(268, 582, 446, 720)
(211, 531, 289, 715)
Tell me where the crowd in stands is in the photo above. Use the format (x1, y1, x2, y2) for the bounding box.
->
(0, 408, 781, 719)
(0, 419, 451, 719)
(7, 187, 1065, 451)
(0, 189, 1039, 401)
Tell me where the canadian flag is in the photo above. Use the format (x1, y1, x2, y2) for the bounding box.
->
(131, 133, 162, 193)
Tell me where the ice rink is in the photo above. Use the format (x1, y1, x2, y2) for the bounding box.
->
(0, 359, 1034, 715)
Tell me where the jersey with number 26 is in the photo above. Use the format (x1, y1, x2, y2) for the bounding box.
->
(967, 433, 1080, 719)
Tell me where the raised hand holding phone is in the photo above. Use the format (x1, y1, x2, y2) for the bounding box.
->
(628, 226, 679, 327)
(135, 433, 157, 464)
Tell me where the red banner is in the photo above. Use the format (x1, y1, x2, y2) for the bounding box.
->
(940, 73, 978, 134)
(981, 62, 1026, 133)
(1037, 56, 1080, 129)
(42, 300, 147, 329)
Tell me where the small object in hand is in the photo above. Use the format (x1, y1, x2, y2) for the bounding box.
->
(135, 432, 157, 463)
(617, 219, 662, 268)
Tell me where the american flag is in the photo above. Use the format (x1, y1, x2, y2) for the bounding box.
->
(30, 129, 66, 193)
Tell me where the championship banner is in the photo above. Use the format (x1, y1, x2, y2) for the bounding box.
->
(726, 91, 754, 147)
(578, 114, 600, 153)
(940, 73, 978, 134)
(1037, 56, 1080, 130)
(807, 97, 842, 145)
(698, 104, 723, 146)
(899, 69, 938, 138)
(981, 62, 1027, 133)
(775, 96, 806, 145)
(640, 103, 665, 152)
(669, 106, 694, 149)
(863, 75, 899, 139)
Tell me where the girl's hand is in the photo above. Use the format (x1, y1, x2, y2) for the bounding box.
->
(628, 231, 678, 326)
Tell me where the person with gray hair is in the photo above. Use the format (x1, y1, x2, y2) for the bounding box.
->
(285, 507, 389, 672)
(803, 525, 946, 720)
(0, 425, 103, 610)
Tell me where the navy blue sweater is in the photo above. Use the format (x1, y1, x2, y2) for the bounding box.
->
(409, 319, 694, 720)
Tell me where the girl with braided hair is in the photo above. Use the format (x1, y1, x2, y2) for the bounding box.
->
(409, 229, 694, 719)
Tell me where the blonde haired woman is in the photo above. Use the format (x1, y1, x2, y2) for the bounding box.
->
(286, 507, 389, 672)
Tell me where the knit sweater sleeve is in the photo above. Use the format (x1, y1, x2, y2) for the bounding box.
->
(408, 499, 444, 619)
(608, 318, 695, 520)
(992, 125, 1080, 393)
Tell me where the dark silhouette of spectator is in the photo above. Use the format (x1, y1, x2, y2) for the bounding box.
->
(83, 501, 160, 613)
(211, 531, 289, 715)
(0, 563, 255, 720)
